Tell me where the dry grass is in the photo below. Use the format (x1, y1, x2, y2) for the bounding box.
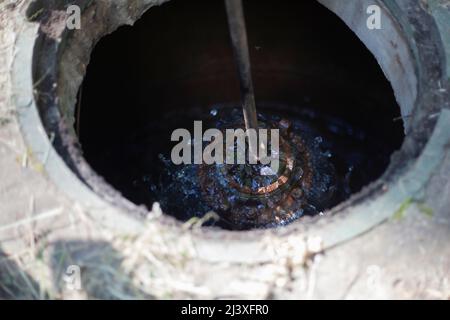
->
(0, 197, 313, 300)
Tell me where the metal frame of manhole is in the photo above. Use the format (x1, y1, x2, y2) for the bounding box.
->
(11, 0, 450, 263)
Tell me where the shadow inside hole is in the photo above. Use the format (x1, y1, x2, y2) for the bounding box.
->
(76, 0, 404, 229)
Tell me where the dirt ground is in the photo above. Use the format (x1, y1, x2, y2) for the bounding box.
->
(1, 0, 450, 300)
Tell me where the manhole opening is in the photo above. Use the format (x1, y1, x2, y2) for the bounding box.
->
(75, 0, 405, 230)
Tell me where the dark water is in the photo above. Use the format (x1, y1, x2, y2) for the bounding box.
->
(86, 103, 397, 230)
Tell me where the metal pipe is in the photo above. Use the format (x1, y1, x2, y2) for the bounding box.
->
(225, 0, 259, 131)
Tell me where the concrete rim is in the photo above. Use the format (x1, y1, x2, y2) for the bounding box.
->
(12, 0, 450, 263)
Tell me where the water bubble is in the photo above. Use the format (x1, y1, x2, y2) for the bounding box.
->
(260, 166, 276, 176)
(158, 154, 171, 165)
(314, 136, 323, 144)
(323, 150, 333, 158)
(294, 167, 304, 180)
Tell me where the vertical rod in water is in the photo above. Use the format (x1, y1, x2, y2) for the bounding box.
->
(225, 0, 259, 131)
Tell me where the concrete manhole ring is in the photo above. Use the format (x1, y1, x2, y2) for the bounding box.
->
(11, 0, 450, 265)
